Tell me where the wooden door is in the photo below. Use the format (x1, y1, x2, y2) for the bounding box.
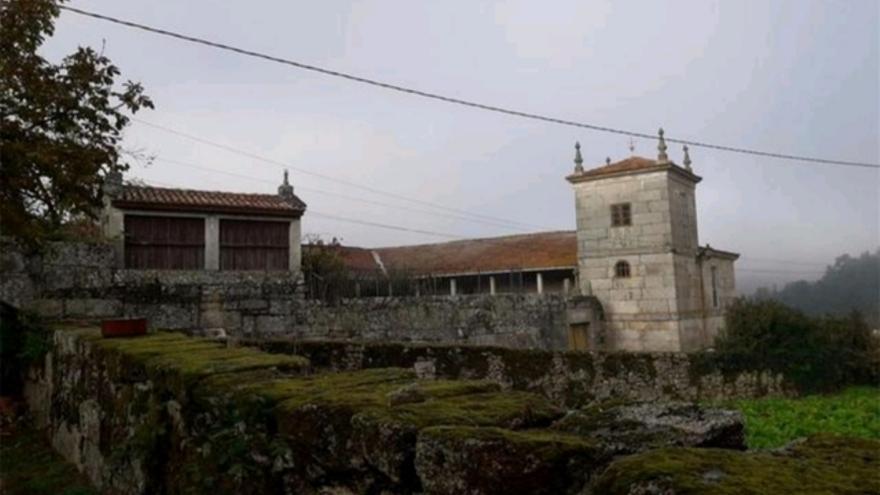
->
(220, 219, 289, 271)
(568, 323, 589, 351)
(124, 215, 205, 269)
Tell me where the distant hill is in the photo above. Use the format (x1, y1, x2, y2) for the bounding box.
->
(753, 250, 879, 327)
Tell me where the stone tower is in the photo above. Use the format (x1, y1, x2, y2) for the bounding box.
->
(566, 131, 738, 352)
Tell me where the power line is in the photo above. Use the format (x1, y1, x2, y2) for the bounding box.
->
(151, 156, 534, 231)
(129, 177, 462, 239)
(130, 163, 845, 267)
(309, 211, 460, 239)
(60, 5, 880, 170)
(739, 258, 828, 267)
(737, 268, 825, 275)
(133, 118, 544, 230)
(121, 177, 843, 266)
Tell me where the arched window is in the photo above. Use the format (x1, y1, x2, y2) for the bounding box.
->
(614, 260, 631, 278)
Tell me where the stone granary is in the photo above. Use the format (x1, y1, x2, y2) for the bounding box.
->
(101, 170, 306, 272)
(567, 130, 739, 352)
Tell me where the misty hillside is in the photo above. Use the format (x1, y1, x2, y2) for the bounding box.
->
(753, 250, 880, 327)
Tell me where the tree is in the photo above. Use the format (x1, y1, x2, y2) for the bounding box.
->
(714, 298, 878, 392)
(753, 250, 880, 327)
(302, 235, 351, 303)
(0, 0, 153, 247)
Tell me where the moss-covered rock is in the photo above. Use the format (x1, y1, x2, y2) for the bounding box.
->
(551, 401, 745, 454)
(415, 426, 605, 495)
(592, 434, 880, 495)
(265, 368, 563, 488)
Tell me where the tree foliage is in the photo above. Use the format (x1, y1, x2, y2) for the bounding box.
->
(0, 0, 152, 246)
(713, 299, 878, 393)
(754, 250, 880, 327)
(302, 235, 351, 304)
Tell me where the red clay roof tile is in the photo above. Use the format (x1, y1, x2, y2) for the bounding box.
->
(114, 185, 306, 217)
(369, 231, 577, 276)
(567, 156, 700, 183)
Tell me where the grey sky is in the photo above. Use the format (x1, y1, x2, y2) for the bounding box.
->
(43, 0, 879, 293)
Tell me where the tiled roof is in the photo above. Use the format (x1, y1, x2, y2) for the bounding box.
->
(315, 245, 381, 274)
(363, 231, 578, 276)
(567, 156, 701, 183)
(114, 185, 306, 217)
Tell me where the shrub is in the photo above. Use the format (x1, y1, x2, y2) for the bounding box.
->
(713, 299, 879, 393)
(0, 305, 51, 396)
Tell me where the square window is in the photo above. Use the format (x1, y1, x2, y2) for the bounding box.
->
(611, 203, 632, 227)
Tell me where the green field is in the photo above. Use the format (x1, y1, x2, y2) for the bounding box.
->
(731, 387, 880, 449)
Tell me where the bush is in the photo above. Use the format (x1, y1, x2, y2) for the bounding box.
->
(0, 305, 51, 396)
(713, 299, 879, 393)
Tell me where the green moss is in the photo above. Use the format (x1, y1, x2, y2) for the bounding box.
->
(493, 348, 557, 386)
(262, 369, 559, 431)
(387, 390, 561, 429)
(0, 420, 97, 495)
(418, 425, 603, 495)
(268, 367, 417, 410)
(422, 425, 598, 461)
(593, 435, 880, 495)
(89, 331, 310, 381)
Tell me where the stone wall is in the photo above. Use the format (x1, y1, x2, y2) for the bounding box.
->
(251, 339, 794, 408)
(0, 239, 583, 349)
(0, 239, 303, 336)
(24, 326, 774, 495)
(294, 294, 571, 349)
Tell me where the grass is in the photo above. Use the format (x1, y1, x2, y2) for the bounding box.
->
(730, 386, 880, 449)
(0, 420, 97, 495)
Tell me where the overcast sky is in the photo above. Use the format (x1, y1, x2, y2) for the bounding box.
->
(43, 0, 878, 293)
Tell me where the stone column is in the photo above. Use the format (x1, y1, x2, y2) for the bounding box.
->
(104, 206, 125, 268)
(489, 276, 496, 295)
(536, 272, 544, 294)
(205, 216, 220, 270)
(563, 278, 571, 294)
(450, 278, 457, 296)
(288, 219, 302, 273)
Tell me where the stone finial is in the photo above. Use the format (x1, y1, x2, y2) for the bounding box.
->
(573, 142, 584, 173)
(606, 157, 612, 165)
(102, 170, 123, 198)
(278, 169, 294, 199)
(683, 144, 692, 170)
(657, 128, 669, 163)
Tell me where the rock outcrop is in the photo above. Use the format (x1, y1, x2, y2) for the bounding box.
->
(592, 434, 880, 495)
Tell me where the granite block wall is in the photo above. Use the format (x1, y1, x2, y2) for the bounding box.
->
(0, 239, 579, 349)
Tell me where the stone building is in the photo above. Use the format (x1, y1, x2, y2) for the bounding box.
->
(567, 130, 738, 352)
(101, 171, 306, 272)
(324, 231, 578, 297)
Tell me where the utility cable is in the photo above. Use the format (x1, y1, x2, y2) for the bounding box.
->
(60, 5, 880, 169)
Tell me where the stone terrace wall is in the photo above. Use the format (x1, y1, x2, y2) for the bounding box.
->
(251, 339, 794, 407)
(25, 327, 871, 495)
(294, 294, 570, 349)
(27, 327, 707, 494)
(0, 239, 302, 336)
(1, 239, 573, 349)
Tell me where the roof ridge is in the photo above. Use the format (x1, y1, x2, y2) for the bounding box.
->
(123, 184, 280, 197)
(369, 229, 576, 251)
